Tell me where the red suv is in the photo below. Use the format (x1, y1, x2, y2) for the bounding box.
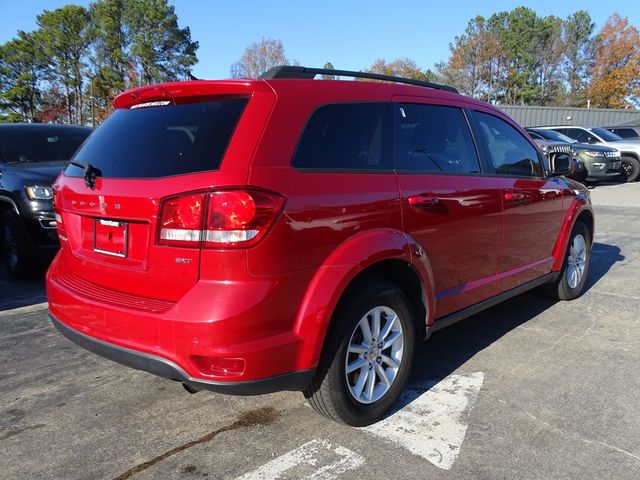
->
(47, 66, 593, 426)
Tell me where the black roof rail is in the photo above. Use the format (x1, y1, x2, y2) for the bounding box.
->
(259, 65, 459, 94)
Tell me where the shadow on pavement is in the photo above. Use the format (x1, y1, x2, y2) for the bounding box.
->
(402, 241, 623, 410)
(0, 264, 47, 312)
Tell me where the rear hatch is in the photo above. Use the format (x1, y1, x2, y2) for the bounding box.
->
(54, 80, 275, 304)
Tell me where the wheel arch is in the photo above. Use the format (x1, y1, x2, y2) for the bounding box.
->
(552, 201, 594, 271)
(0, 195, 20, 216)
(292, 228, 435, 370)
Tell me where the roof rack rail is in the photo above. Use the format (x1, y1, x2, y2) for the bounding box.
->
(259, 65, 459, 94)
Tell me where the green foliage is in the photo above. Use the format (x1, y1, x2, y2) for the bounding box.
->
(124, 0, 198, 84)
(563, 11, 595, 106)
(36, 5, 91, 124)
(436, 7, 600, 107)
(0, 0, 198, 124)
(0, 31, 45, 122)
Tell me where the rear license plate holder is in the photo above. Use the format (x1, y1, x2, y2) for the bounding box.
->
(94, 219, 128, 257)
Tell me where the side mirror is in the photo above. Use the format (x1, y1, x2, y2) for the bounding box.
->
(549, 151, 573, 176)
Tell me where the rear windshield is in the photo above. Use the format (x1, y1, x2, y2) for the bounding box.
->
(65, 97, 248, 179)
(0, 128, 90, 164)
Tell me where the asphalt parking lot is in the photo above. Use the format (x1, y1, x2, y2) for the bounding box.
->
(1, 181, 639, 480)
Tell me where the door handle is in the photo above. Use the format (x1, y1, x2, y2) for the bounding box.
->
(503, 192, 525, 204)
(408, 195, 439, 209)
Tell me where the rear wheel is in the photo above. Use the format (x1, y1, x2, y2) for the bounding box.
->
(621, 156, 640, 182)
(304, 280, 416, 426)
(547, 221, 591, 300)
(1, 211, 37, 278)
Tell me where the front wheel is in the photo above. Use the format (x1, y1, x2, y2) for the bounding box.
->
(621, 156, 640, 182)
(1, 211, 37, 278)
(304, 280, 416, 426)
(547, 221, 591, 300)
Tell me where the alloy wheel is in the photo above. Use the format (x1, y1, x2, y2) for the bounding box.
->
(344, 306, 404, 404)
(567, 234, 587, 289)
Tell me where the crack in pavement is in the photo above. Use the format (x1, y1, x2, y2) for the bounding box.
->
(112, 407, 280, 480)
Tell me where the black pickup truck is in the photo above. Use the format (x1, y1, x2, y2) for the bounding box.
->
(0, 124, 92, 277)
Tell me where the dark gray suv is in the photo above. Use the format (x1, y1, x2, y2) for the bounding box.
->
(0, 124, 92, 277)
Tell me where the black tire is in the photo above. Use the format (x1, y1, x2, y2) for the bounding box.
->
(304, 279, 416, 426)
(621, 156, 640, 182)
(1, 211, 37, 278)
(546, 221, 591, 301)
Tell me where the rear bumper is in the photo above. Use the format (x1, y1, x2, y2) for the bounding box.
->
(46, 251, 317, 391)
(50, 313, 315, 395)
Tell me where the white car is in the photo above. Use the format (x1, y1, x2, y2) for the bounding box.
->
(536, 126, 640, 182)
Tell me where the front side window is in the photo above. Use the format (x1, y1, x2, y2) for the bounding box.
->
(561, 128, 596, 144)
(473, 111, 543, 177)
(292, 103, 391, 170)
(589, 127, 622, 142)
(395, 103, 481, 174)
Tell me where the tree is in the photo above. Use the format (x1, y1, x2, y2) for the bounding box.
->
(321, 61, 337, 80)
(534, 15, 566, 105)
(37, 5, 91, 124)
(231, 38, 293, 78)
(0, 31, 45, 122)
(562, 11, 595, 106)
(437, 16, 503, 101)
(365, 57, 433, 81)
(588, 13, 640, 108)
(87, 0, 130, 121)
(124, 0, 198, 85)
(0, 0, 200, 124)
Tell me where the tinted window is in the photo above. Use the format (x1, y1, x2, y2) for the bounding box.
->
(0, 128, 90, 164)
(611, 128, 639, 139)
(526, 130, 544, 140)
(562, 128, 592, 143)
(474, 112, 543, 177)
(395, 104, 481, 174)
(65, 97, 248, 179)
(589, 127, 622, 142)
(292, 103, 391, 170)
(531, 128, 575, 143)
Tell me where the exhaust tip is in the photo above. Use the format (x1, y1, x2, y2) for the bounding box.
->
(182, 383, 203, 394)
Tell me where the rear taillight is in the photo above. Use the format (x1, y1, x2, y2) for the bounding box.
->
(158, 188, 285, 249)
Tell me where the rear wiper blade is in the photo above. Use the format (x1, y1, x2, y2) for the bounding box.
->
(70, 160, 102, 190)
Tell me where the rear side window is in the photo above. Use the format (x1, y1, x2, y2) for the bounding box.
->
(473, 111, 543, 177)
(65, 97, 248, 179)
(395, 103, 481, 173)
(292, 103, 392, 170)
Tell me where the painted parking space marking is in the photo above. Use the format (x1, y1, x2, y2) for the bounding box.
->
(236, 439, 365, 480)
(365, 372, 485, 470)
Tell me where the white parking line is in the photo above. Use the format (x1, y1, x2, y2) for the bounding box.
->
(236, 439, 365, 480)
(365, 372, 485, 470)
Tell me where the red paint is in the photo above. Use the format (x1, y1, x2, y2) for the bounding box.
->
(47, 77, 593, 387)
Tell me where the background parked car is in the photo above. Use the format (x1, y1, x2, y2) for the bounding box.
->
(525, 127, 622, 183)
(0, 123, 92, 277)
(605, 126, 640, 141)
(524, 134, 586, 183)
(536, 125, 640, 182)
